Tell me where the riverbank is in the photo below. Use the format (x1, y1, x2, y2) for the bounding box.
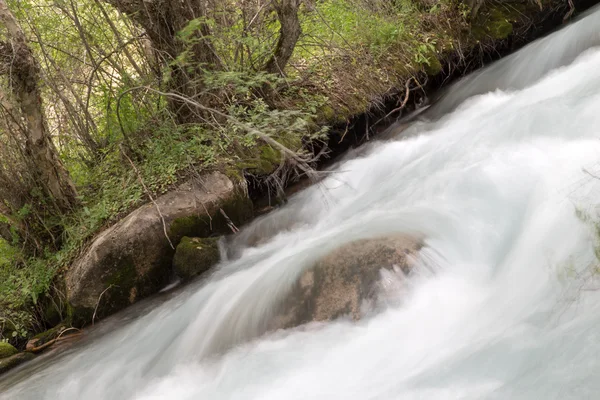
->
(0, 0, 593, 353)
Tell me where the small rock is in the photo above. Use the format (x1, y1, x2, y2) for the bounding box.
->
(173, 236, 221, 280)
(0, 342, 17, 359)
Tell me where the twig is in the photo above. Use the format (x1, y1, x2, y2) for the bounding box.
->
(338, 120, 350, 144)
(92, 284, 115, 325)
(120, 145, 175, 250)
(373, 77, 415, 127)
(220, 208, 239, 233)
(563, 0, 575, 21)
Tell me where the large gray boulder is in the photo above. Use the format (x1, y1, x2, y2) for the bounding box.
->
(66, 172, 253, 323)
(270, 235, 422, 330)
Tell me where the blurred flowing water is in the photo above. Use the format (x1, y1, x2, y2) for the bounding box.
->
(3, 7, 600, 399)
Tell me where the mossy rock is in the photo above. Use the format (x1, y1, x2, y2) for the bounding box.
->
(173, 237, 221, 280)
(0, 352, 36, 375)
(0, 342, 17, 359)
(169, 192, 253, 242)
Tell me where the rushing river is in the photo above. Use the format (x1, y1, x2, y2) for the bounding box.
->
(4, 7, 600, 400)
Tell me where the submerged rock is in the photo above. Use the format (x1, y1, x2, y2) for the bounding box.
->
(0, 352, 36, 375)
(173, 237, 221, 280)
(271, 235, 422, 330)
(66, 172, 253, 324)
(0, 342, 17, 359)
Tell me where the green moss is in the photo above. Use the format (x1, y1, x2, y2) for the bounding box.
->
(223, 166, 244, 184)
(238, 145, 284, 175)
(169, 191, 253, 242)
(424, 56, 443, 76)
(173, 236, 221, 280)
(472, 7, 514, 41)
(105, 257, 137, 289)
(169, 215, 208, 241)
(319, 105, 337, 121)
(236, 130, 304, 176)
(31, 323, 66, 347)
(0, 342, 17, 359)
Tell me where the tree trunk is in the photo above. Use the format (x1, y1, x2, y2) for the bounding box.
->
(0, 0, 78, 212)
(264, 0, 302, 76)
(102, 0, 222, 122)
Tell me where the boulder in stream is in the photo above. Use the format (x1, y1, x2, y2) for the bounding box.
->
(173, 236, 221, 280)
(270, 235, 422, 330)
(66, 172, 253, 324)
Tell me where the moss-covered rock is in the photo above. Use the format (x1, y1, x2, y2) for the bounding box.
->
(173, 237, 221, 280)
(0, 342, 17, 359)
(169, 191, 253, 242)
(0, 352, 36, 375)
(66, 172, 252, 324)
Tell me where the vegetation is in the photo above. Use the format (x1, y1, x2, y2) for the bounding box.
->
(0, 0, 571, 345)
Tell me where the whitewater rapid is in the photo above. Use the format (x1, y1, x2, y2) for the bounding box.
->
(3, 8, 600, 400)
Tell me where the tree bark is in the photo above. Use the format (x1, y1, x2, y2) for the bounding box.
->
(264, 0, 302, 76)
(102, 0, 221, 122)
(0, 0, 78, 212)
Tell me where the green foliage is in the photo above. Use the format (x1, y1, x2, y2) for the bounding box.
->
(0, 242, 54, 342)
(299, 0, 416, 58)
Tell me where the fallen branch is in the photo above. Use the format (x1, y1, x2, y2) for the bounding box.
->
(26, 328, 83, 354)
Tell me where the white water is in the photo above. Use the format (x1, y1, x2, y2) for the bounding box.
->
(4, 9, 600, 400)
